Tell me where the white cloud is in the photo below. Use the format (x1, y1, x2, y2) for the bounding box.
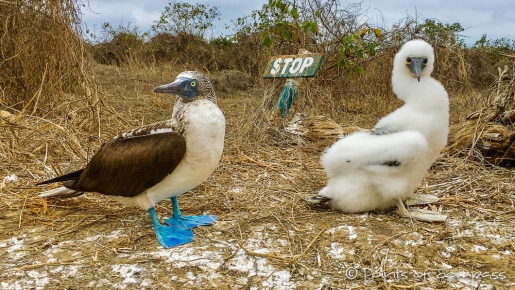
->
(362, 0, 514, 43)
(80, 0, 515, 44)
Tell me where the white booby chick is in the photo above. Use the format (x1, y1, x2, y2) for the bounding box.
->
(37, 71, 226, 247)
(310, 39, 449, 221)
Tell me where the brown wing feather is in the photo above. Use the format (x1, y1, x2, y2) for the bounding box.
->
(37, 169, 83, 185)
(66, 132, 186, 197)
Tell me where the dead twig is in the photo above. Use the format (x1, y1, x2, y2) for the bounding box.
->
(10, 256, 87, 271)
(238, 227, 327, 263)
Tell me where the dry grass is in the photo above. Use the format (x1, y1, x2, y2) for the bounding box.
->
(1, 3, 514, 287)
(1, 62, 515, 288)
(0, 0, 90, 111)
(448, 63, 515, 165)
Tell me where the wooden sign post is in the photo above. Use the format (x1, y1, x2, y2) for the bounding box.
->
(263, 49, 324, 119)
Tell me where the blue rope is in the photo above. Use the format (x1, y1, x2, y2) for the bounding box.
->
(275, 79, 297, 118)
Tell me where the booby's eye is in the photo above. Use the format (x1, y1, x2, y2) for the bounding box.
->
(406, 57, 412, 63)
(423, 58, 428, 64)
(190, 81, 197, 87)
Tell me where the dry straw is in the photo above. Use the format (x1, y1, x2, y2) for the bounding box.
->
(0, 0, 89, 111)
(1, 3, 515, 287)
(1, 52, 515, 290)
(448, 62, 515, 165)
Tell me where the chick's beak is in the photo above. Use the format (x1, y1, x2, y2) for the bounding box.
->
(407, 57, 426, 82)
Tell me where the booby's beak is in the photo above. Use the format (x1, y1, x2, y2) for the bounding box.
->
(407, 57, 426, 82)
(153, 77, 199, 99)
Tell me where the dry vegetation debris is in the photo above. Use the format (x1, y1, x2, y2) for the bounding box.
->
(449, 63, 515, 165)
(1, 63, 515, 289)
(1, 1, 515, 289)
(0, 0, 88, 109)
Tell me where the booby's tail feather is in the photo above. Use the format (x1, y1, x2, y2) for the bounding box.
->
(36, 169, 83, 185)
(39, 186, 84, 198)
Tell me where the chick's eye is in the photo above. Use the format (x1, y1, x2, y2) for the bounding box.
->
(423, 58, 428, 64)
(190, 81, 197, 87)
(406, 57, 412, 63)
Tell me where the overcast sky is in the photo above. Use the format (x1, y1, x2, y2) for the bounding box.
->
(80, 0, 515, 46)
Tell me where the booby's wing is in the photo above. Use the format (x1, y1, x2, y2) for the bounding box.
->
(321, 131, 429, 178)
(39, 120, 186, 198)
(371, 126, 397, 135)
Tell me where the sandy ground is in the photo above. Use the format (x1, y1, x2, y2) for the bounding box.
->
(1, 196, 514, 289)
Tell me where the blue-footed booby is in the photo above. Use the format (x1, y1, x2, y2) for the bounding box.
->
(38, 71, 226, 247)
(309, 39, 449, 222)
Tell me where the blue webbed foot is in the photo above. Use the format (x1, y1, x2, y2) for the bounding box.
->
(149, 208, 193, 248)
(165, 196, 217, 229)
(154, 223, 194, 248)
(165, 214, 217, 229)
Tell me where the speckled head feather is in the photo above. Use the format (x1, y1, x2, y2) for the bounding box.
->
(176, 71, 216, 104)
(171, 71, 217, 122)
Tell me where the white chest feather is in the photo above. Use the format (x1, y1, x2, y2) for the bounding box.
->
(115, 101, 225, 210)
(377, 77, 449, 154)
